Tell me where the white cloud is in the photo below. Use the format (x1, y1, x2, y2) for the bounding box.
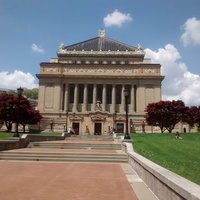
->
(180, 17, 200, 46)
(145, 44, 200, 106)
(0, 70, 38, 90)
(31, 43, 45, 53)
(103, 9, 133, 27)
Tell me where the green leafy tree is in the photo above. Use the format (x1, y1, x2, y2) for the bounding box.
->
(8, 88, 38, 99)
(23, 88, 38, 99)
(145, 100, 186, 133)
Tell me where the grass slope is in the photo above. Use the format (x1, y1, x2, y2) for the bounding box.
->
(131, 133, 200, 185)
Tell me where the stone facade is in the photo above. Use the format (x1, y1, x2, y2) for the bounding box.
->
(36, 30, 164, 134)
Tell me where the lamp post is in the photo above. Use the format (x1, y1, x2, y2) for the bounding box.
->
(13, 87, 24, 137)
(65, 110, 68, 132)
(72, 112, 75, 129)
(113, 111, 116, 132)
(124, 88, 131, 139)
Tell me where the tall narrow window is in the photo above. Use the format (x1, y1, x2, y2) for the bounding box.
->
(69, 84, 74, 103)
(116, 85, 122, 104)
(125, 85, 131, 104)
(106, 85, 112, 104)
(88, 84, 93, 103)
(97, 84, 103, 102)
(78, 84, 84, 103)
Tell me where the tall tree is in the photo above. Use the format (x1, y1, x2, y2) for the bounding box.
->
(182, 106, 198, 132)
(193, 106, 200, 131)
(145, 100, 186, 133)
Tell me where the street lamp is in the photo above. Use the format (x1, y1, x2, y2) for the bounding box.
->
(113, 111, 116, 132)
(72, 112, 75, 129)
(124, 88, 131, 139)
(13, 87, 24, 137)
(65, 110, 68, 132)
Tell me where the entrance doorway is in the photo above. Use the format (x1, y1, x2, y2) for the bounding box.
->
(94, 123, 102, 135)
(73, 122, 79, 135)
(116, 123, 124, 133)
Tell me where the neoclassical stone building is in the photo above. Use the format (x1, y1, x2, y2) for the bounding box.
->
(36, 30, 164, 134)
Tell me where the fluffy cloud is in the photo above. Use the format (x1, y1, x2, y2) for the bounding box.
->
(103, 9, 133, 27)
(31, 43, 45, 53)
(0, 70, 38, 90)
(180, 17, 200, 46)
(145, 45, 200, 106)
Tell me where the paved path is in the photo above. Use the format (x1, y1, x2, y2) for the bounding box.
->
(0, 139, 158, 200)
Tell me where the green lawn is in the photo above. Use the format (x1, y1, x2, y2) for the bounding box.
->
(130, 132, 200, 185)
(0, 131, 62, 140)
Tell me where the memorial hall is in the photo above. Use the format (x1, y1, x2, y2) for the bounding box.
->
(36, 30, 164, 134)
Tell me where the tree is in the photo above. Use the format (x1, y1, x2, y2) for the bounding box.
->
(192, 106, 200, 131)
(0, 93, 42, 132)
(23, 88, 38, 99)
(8, 88, 38, 99)
(0, 93, 18, 131)
(182, 106, 198, 132)
(19, 108, 42, 132)
(145, 100, 186, 133)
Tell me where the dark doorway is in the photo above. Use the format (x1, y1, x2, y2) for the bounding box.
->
(73, 122, 79, 135)
(94, 123, 102, 135)
(116, 123, 124, 133)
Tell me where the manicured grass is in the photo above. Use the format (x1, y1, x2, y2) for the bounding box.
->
(130, 132, 200, 185)
(0, 132, 15, 140)
(0, 131, 62, 140)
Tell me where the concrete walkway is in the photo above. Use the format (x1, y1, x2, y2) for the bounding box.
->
(0, 139, 158, 200)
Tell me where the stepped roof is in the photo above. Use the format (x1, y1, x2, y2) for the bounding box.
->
(58, 30, 138, 52)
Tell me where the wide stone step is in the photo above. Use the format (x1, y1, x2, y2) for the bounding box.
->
(0, 152, 128, 163)
(28, 142, 121, 150)
(65, 135, 114, 141)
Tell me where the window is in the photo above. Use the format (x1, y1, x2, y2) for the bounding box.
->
(78, 84, 84, 103)
(97, 84, 103, 102)
(116, 85, 121, 104)
(106, 85, 112, 104)
(125, 85, 131, 104)
(88, 84, 93, 103)
(69, 84, 74, 103)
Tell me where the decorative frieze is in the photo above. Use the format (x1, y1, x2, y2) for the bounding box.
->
(62, 67, 144, 74)
(144, 69, 155, 73)
(57, 49, 145, 56)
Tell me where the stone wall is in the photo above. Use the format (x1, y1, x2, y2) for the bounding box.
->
(0, 134, 65, 151)
(121, 141, 200, 200)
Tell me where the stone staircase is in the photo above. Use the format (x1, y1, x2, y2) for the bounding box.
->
(0, 151, 127, 163)
(27, 141, 121, 150)
(0, 136, 128, 163)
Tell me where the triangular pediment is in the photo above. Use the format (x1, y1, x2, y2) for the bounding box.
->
(90, 113, 106, 121)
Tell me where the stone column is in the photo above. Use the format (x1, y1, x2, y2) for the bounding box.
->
(73, 84, 78, 112)
(122, 84, 125, 112)
(93, 84, 97, 111)
(83, 83, 88, 111)
(131, 85, 134, 112)
(112, 84, 116, 112)
(102, 84, 106, 111)
(65, 83, 69, 111)
(137, 85, 145, 112)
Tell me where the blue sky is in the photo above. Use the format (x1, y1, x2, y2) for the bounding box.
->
(0, 0, 200, 105)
